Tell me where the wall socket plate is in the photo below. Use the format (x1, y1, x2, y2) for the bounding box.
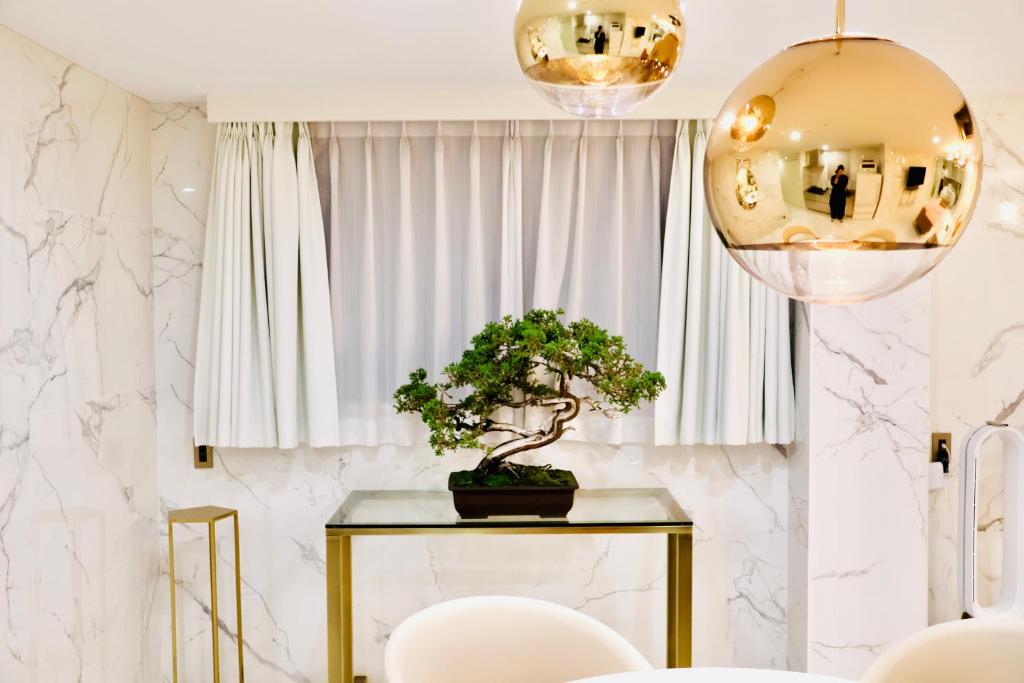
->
(931, 432, 952, 462)
(193, 443, 213, 469)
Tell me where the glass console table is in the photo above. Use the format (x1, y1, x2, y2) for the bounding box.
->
(325, 488, 693, 683)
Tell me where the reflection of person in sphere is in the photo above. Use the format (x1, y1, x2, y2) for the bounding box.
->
(830, 165, 849, 222)
(593, 25, 607, 55)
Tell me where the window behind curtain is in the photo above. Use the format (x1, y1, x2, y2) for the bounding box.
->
(311, 120, 677, 446)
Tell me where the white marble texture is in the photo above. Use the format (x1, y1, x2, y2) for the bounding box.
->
(0, 25, 158, 683)
(150, 104, 790, 682)
(786, 303, 811, 673)
(0, 19, 1017, 683)
(789, 278, 931, 679)
(929, 97, 1024, 624)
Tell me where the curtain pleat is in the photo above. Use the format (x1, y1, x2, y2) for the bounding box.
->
(500, 122, 524, 317)
(654, 121, 692, 445)
(194, 122, 339, 448)
(524, 120, 664, 443)
(654, 121, 795, 445)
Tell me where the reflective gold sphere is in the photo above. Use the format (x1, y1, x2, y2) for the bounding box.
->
(514, 0, 685, 118)
(705, 35, 982, 304)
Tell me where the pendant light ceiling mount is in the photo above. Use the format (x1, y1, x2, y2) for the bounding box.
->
(703, 0, 982, 304)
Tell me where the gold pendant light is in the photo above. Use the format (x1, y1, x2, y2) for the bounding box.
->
(514, 0, 686, 118)
(704, 0, 982, 304)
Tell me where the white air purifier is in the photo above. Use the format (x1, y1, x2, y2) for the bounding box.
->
(958, 423, 1024, 617)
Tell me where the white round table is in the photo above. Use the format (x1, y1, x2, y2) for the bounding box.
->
(573, 669, 856, 683)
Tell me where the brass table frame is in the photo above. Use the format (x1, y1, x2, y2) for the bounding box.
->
(325, 493, 692, 683)
(168, 506, 245, 683)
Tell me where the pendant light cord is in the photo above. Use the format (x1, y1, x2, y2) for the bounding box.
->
(835, 0, 846, 36)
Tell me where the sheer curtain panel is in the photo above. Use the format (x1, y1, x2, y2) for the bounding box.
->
(312, 121, 674, 446)
(194, 122, 339, 448)
(654, 121, 795, 445)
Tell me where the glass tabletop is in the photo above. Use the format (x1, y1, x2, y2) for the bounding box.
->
(326, 488, 691, 532)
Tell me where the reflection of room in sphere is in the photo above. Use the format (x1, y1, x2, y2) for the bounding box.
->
(717, 139, 978, 249)
(704, 37, 982, 303)
(513, 1, 686, 117)
(707, 40, 981, 252)
(514, 5, 682, 74)
(786, 147, 881, 223)
(568, 12, 675, 58)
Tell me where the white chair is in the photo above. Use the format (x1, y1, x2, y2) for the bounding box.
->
(861, 617, 1024, 683)
(384, 595, 654, 683)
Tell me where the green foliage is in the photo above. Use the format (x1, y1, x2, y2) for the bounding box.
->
(394, 309, 666, 466)
(449, 465, 576, 489)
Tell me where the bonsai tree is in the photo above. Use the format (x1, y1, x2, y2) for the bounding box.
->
(393, 309, 665, 485)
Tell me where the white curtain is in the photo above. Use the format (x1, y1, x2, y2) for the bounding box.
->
(194, 122, 339, 448)
(520, 120, 670, 442)
(654, 121, 795, 445)
(312, 120, 674, 446)
(193, 119, 794, 449)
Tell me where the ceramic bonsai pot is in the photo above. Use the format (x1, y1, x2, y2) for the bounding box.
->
(447, 471, 579, 519)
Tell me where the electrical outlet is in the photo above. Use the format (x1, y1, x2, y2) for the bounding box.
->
(193, 443, 214, 469)
(931, 432, 952, 462)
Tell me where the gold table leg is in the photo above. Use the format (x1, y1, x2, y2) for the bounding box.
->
(232, 513, 245, 681)
(169, 521, 179, 683)
(209, 520, 221, 683)
(327, 535, 353, 683)
(667, 531, 693, 668)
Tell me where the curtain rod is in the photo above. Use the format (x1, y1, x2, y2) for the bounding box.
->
(205, 88, 728, 123)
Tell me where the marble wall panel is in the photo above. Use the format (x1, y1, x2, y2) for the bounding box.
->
(0, 25, 158, 683)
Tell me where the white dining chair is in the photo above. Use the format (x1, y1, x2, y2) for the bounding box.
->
(861, 616, 1024, 683)
(384, 595, 654, 683)
(571, 668, 855, 683)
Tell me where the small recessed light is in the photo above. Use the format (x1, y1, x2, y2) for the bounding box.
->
(585, 9, 592, 15)
(789, 131, 802, 142)
(821, 144, 829, 151)
(932, 135, 941, 144)
(567, 1, 577, 9)
(182, 187, 196, 193)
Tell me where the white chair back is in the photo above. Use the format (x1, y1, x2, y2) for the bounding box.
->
(861, 617, 1024, 683)
(385, 595, 653, 683)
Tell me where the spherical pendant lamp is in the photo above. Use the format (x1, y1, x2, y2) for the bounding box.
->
(704, 0, 982, 304)
(514, 0, 686, 118)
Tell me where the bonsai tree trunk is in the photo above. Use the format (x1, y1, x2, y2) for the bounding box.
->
(474, 393, 581, 475)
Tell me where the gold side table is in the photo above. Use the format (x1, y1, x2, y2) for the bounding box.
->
(169, 506, 245, 683)
(325, 489, 693, 683)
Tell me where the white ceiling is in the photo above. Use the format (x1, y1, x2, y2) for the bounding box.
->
(1, 0, 1022, 105)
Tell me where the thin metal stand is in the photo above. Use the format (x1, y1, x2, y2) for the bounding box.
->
(169, 506, 245, 682)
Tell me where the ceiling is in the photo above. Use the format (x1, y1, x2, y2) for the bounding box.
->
(0, 0, 1021, 104)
